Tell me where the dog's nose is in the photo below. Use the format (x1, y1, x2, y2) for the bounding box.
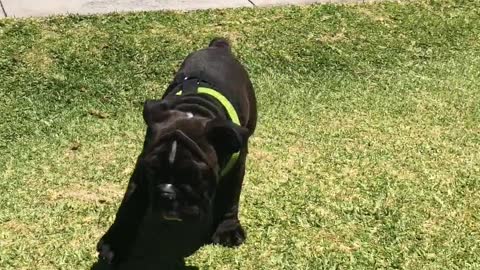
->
(158, 184, 176, 200)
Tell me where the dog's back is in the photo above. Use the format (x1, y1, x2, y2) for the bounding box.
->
(164, 38, 257, 134)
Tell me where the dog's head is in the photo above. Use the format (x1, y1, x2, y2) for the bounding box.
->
(140, 99, 248, 223)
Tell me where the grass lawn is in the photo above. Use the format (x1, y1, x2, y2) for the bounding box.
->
(1, 0, 480, 269)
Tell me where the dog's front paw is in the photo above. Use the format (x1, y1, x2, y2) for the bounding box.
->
(97, 239, 115, 264)
(212, 219, 246, 247)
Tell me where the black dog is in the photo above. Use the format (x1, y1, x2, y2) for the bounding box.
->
(95, 38, 257, 269)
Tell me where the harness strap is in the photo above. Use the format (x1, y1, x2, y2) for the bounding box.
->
(174, 80, 240, 177)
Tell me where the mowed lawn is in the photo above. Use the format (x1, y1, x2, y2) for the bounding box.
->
(1, 0, 479, 269)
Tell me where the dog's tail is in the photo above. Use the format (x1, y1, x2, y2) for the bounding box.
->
(209, 37, 231, 50)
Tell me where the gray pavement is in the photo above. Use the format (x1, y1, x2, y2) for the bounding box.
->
(0, 0, 371, 18)
(252, 0, 363, 6)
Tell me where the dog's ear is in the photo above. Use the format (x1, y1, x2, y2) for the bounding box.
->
(143, 99, 170, 125)
(205, 118, 249, 155)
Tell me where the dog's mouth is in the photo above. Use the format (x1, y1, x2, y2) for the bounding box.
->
(157, 203, 204, 223)
(161, 210, 183, 222)
(154, 187, 208, 222)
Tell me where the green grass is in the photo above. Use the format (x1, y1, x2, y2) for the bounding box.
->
(1, 0, 480, 269)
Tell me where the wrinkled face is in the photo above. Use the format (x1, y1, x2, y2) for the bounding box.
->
(142, 110, 217, 222)
(141, 99, 249, 223)
(143, 138, 217, 222)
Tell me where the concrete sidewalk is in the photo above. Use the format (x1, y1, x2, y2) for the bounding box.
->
(0, 0, 365, 18)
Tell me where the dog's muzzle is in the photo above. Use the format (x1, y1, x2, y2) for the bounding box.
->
(156, 184, 183, 222)
(158, 183, 176, 201)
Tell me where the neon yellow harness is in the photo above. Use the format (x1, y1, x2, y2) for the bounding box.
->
(176, 87, 240, 176)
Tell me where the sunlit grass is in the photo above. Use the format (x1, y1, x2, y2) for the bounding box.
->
(1, 0, 479, 269)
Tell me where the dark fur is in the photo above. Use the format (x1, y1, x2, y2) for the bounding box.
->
(94, 38, 257, 269)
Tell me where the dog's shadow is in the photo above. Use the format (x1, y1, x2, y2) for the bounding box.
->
(90, 258, 199, 270)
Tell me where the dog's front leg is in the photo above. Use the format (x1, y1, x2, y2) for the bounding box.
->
(97, 163, 148, 264)
(211, 149, 248, 247)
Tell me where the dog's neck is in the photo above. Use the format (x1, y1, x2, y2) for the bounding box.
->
(166, 94, 228, 121)
(163, 76, 233, 122)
